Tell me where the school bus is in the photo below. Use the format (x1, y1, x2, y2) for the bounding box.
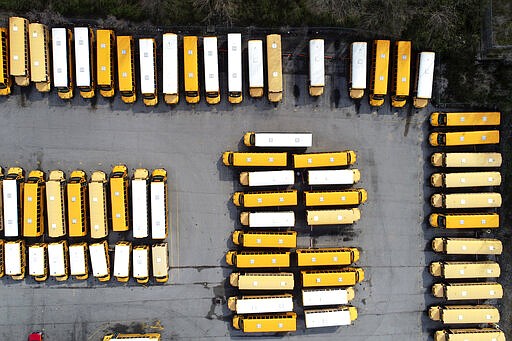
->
(102, 334, 161, 341)
(429, 213, 499, 229)
(132, 168, 149, 238)
(151, 168, 168, 239)
(293, 151, 357, 168)
(139, 38, 158, 106)
(203, 36, 220, 104)
(228, 294, 294, 314)
(28, 23, 51, 92)
(432, 237, 502, 255)
(429, 305, 499, 324)
(23, 170, 45, 237)
(0, 167, 3, 233)
(89, 171, 108, 239)
(46, 170, 67, 238)
(226, 251, 290, 268)
(430, 192, 501, 209)
(391, 41, 411, 107)
(266, 34, 283, 103)
(232, 190, 297, 208)
(48, 240, 69, 281)
(52, 28, 74, 99)
(430, 111, 501, 127)
(96, 29, 115, 97)
(133, 244, 150, 284)
(309, 39, 325, 96)
(301, 268, 365, 287)
(434, 328, 505, 341)
(305, 306, 358, 328)
(296, 248, 360, 267)
(117, 36, 136, 103)
(9, 17, 30, 86)
(230, 272, 295, 290)
(307, 208, 361, 225)
(349, 42, 367, 99)
(110, 165, 129, 231)
(240, 211, 295, 228)
(248, 39, 264, 98)
(431, 152, 502, 168)
(162, 33, 179, 104)
(183, 36, 199, 104)
(223, 152, 287, 167)
(430, 171, 501, 188)
(232, 231, 297, 248)
(0, 239, 3, 277)
(0, 28, 12, 95)
(304, 189, 368, 206)
(432, 282, 503, 301)
(152, 243, 169, 283)
(232, 312, 297, 333)
(28, 243, 48, 282)
(89, 240, 110, 281)
(5, 240, 26, 280)
(302, 287, 355, 307)
(369, 40, 390, 107)
(429, 130, 500, 147)
(113, 241, 131, 283)
(227, 33, 242, 103)
(69, 242, 88, 280)
(413, 51, 435, 108)
(429, 261, 500, 279)
(74, 27, 95, 98)
(3, 167, 25, 237)
(67, 170, 88, 237)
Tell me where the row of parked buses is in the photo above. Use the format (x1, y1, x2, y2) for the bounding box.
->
(0, 165, 168, 239)
(0, 239, 169, 283)
(1, 17, 435, 108)
(426, 112, 504, 337)
(223, 132, 365, 332)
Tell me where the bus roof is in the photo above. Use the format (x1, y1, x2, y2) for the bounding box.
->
(89, 179, 107, 238)
(394, 41, 411, 96)
(416, 51, 435, 99)
(203, 37, 219, 92)
(248, 40, 264, 88)
(28, 23, 49, 82)
(5, 241, 22, 275)
(133, 247, 149, 277)
(243, 170, 295, 187)
(162, 33, 178, 95)
(117, 36, 134, 92)
(305, 308, 354, 328)
(132, 178, 149, 238)
(28, 245, 46, 276)
(90, 242, 109, 276)
(9, 17, 29, 77)
(307, 208, 361, 225)
(231, 272, 294, 290)
(308, 169, 359, 185)
(74, 27, 92, 87)
(183, 36, 198, 92)
(309, 39, 324, 87)
(302, 288, 354, 307)
(228, 33, 242, 92)
(51, 28, 69, 88)
(266, 34, 282, 92)
(114, 243, 131, 277)
(351, 42, 367, 89)
(69, 244, 87, 275)
(96, 29, 114, 86)
(3, 179, 20, 237)
(0, 28, 8, 84)
(139, 38, 156, 94)
(150, 182, 167, 239)
(251, 132, 313, 147)
(245, 211, 295, 227)
(152, 243, 168, 277)
(372, 40, 390, 95)
(233, 295, 293, 314)
(48, 242, 66, 276)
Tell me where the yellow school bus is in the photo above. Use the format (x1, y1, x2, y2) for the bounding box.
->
(430, 111, 501, 127)
(229, 272, 295, 290)
(0, 28, 12, 95)
(432, 282, 503, 301)
(110, 164, 129, 231)
(266, 34, 283, 103)
(391, 41, 411, 107)
(97, 29, 116, 97)
(306, 208, 361, 225)
(429, 213, 499, 229)
(232, 231, 297, 248)
(28, 23, 51, 92)
(5, 240, 26, 280)
(9, 17, 30, 86)
(296, 248, 360, 266)
(369, 40, 390, 107)
(226, 251, 290, 268)
(67, 170, 88, 237)
(430, 261, 500, 279)
(23, 170, 45, 237)
(434, 328, 505, 341)
(232, 190, 297, 208)
(46, 170, 67, 237)
(304, 189, 368, 206)
(233, 312, 297, 333)
(429, 130, 500, 146)
(48, 240, 69, 281)
(117, 36, 136, 103)
(301, 268, 365, 287)
(89, 170, 108, 239)
(183, 36, 199, 104)
(429, 305, 499, 324)
(223, 152, 287, 167)
(52, 28, 74, 99)
(293, 151, 357, 168)
(28, 243, 48, 282)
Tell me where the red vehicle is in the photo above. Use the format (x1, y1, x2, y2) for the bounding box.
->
(28, 332, 43, 341)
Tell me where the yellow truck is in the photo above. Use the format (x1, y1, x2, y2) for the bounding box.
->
(429, 213, 499, 229)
